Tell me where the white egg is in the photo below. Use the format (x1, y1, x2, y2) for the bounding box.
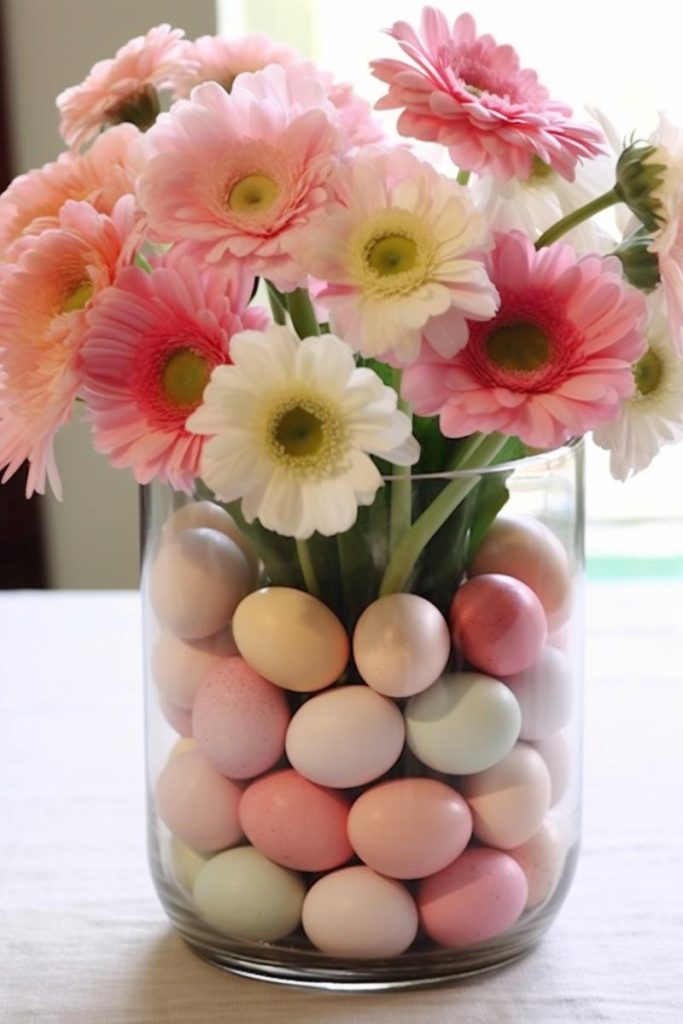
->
(501, 646, 573, 741)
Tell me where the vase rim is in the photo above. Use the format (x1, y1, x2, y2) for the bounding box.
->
(381, 435, 584, 482)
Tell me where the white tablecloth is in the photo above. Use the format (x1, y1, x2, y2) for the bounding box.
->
(1, 585, 682, 1023)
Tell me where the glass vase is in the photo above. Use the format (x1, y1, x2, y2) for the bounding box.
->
(141, 439, 584, 991)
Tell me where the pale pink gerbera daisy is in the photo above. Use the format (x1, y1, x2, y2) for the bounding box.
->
(169, 32, 298, 97)
(0, 123, 143, 260)
(80, 252, 268, 491)
(402, 231, 648, 450)
(0, 196, 140, 497)
(57, 24, 194, 151)
(371, 8, 604, 181)
(293, 147, 498, 363)
(138, 65, 343, 291)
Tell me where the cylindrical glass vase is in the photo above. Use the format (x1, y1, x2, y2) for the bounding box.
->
(141, 439, 584, 991)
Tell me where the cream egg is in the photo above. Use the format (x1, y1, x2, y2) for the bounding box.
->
(232, 587, 349, 693)
(501, 646, 573, 741)
(163, 500, 261, 585)
(168, 737, 197, 761)
(449, 573, 547, 676)
(417, 847, 528, 948)
(193, 847, 305, 942)
(192, 657, 289, 779)
(150, 528, 251, 640)
(461, 742, 552, 849)
(353, 594, 451, 698)
(159, 697, 193, 737)
(155, 748, 243, 854)
(531, 732, 571, 806)
(508, 819, 565, 909)
(404, 672, 521, 775)
(286, 685, 405, 788)
(167, 836, 209, 894)
(469, 515, 572, 629)
(152, 627, 237, 709)
(302, 866, 418, 959)
(239, 769, 353, 872)
(347, 778, 472, 879)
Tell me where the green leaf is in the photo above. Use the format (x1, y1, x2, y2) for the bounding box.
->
(466, 435, 526, 563)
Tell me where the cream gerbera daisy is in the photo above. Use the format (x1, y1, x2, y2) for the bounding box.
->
(186, 325, 419, 538)
(593, 290, 683, 480)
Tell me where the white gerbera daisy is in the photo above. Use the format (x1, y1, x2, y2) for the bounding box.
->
(186, 324, 419, 538)
(593, 290, 683, 480)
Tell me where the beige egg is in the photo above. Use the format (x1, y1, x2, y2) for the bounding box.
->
(461, 742, 552, 849)
(164, 501, 261, 586)
(508, 819, 565, 909)
(167, 836, 209, 894)
(169, 737, 197, 761)
(152, 627, 237, 708)
(150, 527, 251, 640)
(232, 587, 349, 692)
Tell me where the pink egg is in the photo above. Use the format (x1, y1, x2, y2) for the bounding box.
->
(302, 866, 418, 959)
(239, 769, 353, 872)
(531, 732, 571, 806)
(155, 749, 243, 854)
(159, 696, 193, 737)
(469, 515, 572, 629)
(347, 778, 472, 879)
(508, 819, 565, 909)
(461, 742, 552, 849)
(501, 646, 573, 741)
(192, 657, 289, 779)
(152, 627, 237, 709)
(352, 594, 451, 698)
(449, 573, 547, 676)
(417, 847, 528, 948)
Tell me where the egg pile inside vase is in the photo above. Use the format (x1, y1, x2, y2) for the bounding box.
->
(149, 502, 574, 959)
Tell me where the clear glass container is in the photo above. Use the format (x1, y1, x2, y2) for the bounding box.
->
(141, 439, 584, 991)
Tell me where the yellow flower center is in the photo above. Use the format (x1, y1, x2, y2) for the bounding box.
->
(486, 324, 551, 372)
(264, 393, 348, 478)
(62, 280, 94, 314)
(633, 347, 663, 396)
(161, 349, 211, 408)
(351, 210, 435, 298)
(228, 174, 280, 215)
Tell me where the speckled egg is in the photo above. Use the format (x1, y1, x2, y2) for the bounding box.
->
(152, 627, 237, 709)
(232, 587, 349, 693)
(192, 657, 289, 779)
(302, 866, 419, 959)
(508, 819, 565, 909)
(150, 527, 251, 640)
(155, 748, 243, 854)
(404, 672, 521, 775)
(164, 500, 261, 585)
(449, 573, 547, 676)
(352, 594, 451, 698)
(501, 646, 572, 741)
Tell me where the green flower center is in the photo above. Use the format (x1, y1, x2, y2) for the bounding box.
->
(486, 323, 551, 372)
(464, 83, 484, 98)
(276, 407, 325, 457)
(161, 349, 211, 408)
(367, 234, 418, 277)
(265, 394, 348, 479)
(633, 347, 663, 396)
(228, 174, 279, 214)
(62, 280, 94, 314)
(529, 155, 555, 183)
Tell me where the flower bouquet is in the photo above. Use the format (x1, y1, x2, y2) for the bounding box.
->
(2, 6, 682, 988)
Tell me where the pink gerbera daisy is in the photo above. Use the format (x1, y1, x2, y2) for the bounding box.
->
(0, 124, 143, 260)
(80, 252, 268, 490)
(169, 32, 298, 97)
(57, 24, 194, 151)
(0, 196, 141, 497)
(137, 66, 343, 291)
(402, 231, 648, 449)
(370, 8, 604, 181)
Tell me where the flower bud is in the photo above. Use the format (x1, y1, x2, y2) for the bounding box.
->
(614, 228, 661, 293)
(615, 140, 667, 232)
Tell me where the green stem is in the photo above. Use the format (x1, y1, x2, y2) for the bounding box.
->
(456, 169, 471, 186)
(266, 281, 287, 325)
(379, 433, 508, 596)
(295, 538, 320, 598)
(535, 186, 622, 249)
(445, 432, 488, 471)
(389, 370, 412, 550)
(287, 288, 321, 338)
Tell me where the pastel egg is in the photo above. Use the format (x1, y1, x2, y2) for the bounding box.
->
(417, 847, 528, 948)
(193, 846, 305, 942)
(169, 737, 197, 760)
(531, 732, 571, 806)
(469, 515, 572, 629)
(239, 769, 353, 872)
(352, 594, 451, 698)
(155, 748, 243, 854)
(286, 685, 405, 788)
(192, 657, 289, 779)
(347, 778, 472, 879)
(405, 672, 521, 775)
(232, 587, 349, 693)
(508, 819, 565, 909)
(150, 528, 251, 640)
(152, 627, 237, 709)
(501, 646, 573, 741)
(167, 836, 209, 893)
(302, 866, 418, 959)
(164, 500, 261, 585)
(461, 743, 552, 849)
(449, 574, 547, 676)
(159, 696, 193, 737)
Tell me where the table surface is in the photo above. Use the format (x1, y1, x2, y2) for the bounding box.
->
(1, 584, 682, 1024)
